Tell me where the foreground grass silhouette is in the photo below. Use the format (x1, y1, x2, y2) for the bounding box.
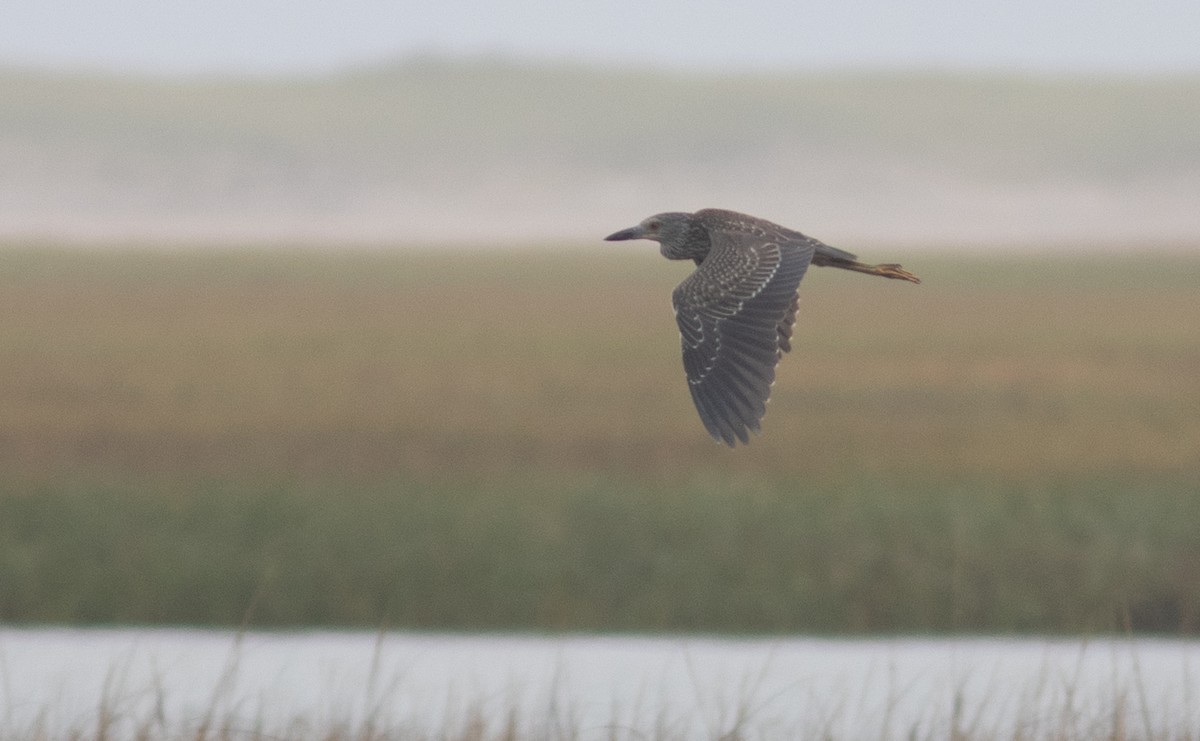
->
(5, 629, 1197, 741)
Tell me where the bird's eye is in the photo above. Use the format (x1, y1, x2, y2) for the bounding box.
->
(647, 220, 661, 232)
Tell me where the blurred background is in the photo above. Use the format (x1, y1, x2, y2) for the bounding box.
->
(1, 0, 1199, 634)
(4, 0, 1200, 246)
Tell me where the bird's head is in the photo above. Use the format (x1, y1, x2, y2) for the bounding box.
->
(604, 212, 694, 247)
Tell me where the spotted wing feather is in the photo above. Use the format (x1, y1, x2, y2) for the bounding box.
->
(672, 229, 814, 445)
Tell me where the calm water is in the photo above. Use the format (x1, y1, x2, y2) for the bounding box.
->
(2, 629, 1198, 738)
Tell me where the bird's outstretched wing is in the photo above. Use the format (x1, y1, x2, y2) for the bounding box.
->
(672, 229, 815, 445)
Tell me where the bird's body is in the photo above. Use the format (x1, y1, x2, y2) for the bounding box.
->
(605, 209, 919, 446)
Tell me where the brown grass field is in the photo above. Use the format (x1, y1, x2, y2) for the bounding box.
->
(1, 245, 1198, 631)
(4, 246, 1197, 481)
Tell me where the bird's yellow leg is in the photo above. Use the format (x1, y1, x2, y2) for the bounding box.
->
(820, 258, 921, 284)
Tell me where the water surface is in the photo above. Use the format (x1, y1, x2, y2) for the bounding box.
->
(2, 629, 1197, 738)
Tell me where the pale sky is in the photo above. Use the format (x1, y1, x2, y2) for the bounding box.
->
(4, 0, 1200, 75)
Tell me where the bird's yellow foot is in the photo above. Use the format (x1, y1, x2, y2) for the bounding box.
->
(872, 264, 921, 284)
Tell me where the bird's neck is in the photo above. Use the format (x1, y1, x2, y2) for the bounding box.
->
(660, 223, 710, 262)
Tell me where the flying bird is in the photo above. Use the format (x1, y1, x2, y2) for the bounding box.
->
(605, 208, 919, 446)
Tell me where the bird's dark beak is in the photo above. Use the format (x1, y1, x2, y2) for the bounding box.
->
(604, 225, 645, 241)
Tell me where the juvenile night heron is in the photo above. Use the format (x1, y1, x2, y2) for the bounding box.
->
(605, 208, 919, 446)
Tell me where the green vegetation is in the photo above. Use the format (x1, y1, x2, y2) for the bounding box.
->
(1, 246, 1199, 631)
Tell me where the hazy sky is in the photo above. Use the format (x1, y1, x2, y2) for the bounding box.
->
(5, 0, 1200, 75)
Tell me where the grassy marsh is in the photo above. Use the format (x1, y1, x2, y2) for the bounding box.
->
(1, 246, 1198, 631)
